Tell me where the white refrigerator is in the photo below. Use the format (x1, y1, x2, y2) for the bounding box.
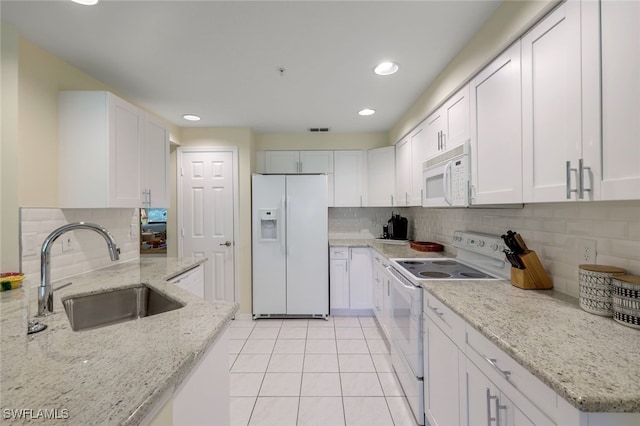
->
(252, 174, 328, 319)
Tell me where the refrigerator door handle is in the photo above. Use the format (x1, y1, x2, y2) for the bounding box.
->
(280, 196, 286, 255)
(286, 195, 291, 256)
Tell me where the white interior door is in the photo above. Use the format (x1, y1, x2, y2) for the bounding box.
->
(179, 149, 236, 303)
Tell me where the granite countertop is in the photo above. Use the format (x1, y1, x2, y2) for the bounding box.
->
(0, 258, 238, 425)
(331, 238, 640, 413)
(421, 280, 640, 413)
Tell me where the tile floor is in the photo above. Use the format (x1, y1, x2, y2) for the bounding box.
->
(228, 316, 419, 426)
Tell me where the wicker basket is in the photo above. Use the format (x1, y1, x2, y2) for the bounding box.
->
(578, 264, 625, 316)
(612, 275, 640, 330)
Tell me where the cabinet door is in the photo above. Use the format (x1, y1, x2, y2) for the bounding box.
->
(599, 0, 640, 200)
(395, 136, 411, 206)
(299, 151, 334, 173)
(169, 265, 204, 299)
(348, 248, 372, 309)
(425, 110, 445, 159)
(466, 358, 501, 426)
(109, 94, 144, 207)
(330, 259, 349, 310)
(143, 114, 170, 208)
(410, 125, 428, 206)
(265, 151, 300, 173)
(470, 41, 523, 205)
(444, 84, 470, 150)
(334, 150, 366, 207)
(425, 316, 461, 426)
(521, 1, 584, 203)
(367, 146, 395, 206)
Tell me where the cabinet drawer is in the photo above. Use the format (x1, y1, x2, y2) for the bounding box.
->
(465, 325, 557, 419)
(423, 292, 466, 349)
(330, 247, 349, 259)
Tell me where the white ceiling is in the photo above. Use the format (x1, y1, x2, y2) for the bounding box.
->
(1, 0, 502, 133)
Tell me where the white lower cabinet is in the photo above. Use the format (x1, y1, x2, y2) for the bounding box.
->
(144, 326, 230, 426)
(168, 264, 204, 299)
(329, 247, 372, 314)
(423, 293, 466, 426)
(423, 288, 640, 426)
(372, 252, 392, 340)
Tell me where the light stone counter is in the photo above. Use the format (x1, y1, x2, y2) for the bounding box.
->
(421, 280, 640, 413)
(330, 238, 640, 413)
(0, 258, 238, 425)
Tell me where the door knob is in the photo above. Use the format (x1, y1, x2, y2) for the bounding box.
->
(220, 241, 232, 247)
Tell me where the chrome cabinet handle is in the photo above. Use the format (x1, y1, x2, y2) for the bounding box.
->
(495, 397, 506, 426)
(578, 158, 591, 199)
(566, 161, 577, 199)
(486, 388, 497, 426)
(483, 355, 511, 380)
(428, 304, 445, 319)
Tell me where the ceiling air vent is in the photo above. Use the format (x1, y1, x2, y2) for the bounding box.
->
(308, 128, 330, 133)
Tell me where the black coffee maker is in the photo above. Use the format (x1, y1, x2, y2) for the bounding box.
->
(387, 213, 408, 240)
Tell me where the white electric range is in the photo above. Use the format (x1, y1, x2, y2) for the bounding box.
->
(386, 231, 510, 425)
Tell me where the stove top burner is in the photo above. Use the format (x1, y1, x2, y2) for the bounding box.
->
(419, 271, 451, 278)
(395, 258, 494, 280)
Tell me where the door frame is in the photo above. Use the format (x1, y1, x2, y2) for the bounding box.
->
(177, 146, 239, 303)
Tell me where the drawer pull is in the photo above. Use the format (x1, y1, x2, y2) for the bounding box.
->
(486, 388, 497, 425)
(483, 356, 511, 380)
(429, 305, 445, 319)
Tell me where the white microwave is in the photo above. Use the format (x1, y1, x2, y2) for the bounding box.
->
(422, 140, 470, 207)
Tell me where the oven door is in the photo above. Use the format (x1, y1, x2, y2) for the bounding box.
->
(387, 266, 425, 425)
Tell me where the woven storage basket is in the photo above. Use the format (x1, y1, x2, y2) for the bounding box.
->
(578, 264, 625, 316)
(612, 275, 640, 330)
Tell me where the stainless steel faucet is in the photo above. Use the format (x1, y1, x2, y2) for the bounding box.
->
(38, 222, 120, 316)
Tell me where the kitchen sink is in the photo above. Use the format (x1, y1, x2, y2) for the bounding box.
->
(62, 284, 184, 332)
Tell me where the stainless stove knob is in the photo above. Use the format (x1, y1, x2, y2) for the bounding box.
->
(490, 243, 499, 251)
(478, 240, 485, 247)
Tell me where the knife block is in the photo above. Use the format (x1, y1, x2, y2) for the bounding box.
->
(510, 251, 553, 290)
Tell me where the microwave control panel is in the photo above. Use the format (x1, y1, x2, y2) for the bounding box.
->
(450, 159, 468, 204)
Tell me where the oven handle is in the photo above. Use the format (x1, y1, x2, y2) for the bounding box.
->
(386, 266, 417, 291)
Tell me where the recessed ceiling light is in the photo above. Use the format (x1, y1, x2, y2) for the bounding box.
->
(358, 108, 376, 116)
(71, 0, 99, 5)
(374, 62, 399, 76)
(182, 114, 201, 121)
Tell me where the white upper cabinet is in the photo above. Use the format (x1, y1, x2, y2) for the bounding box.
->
(299, 151, 334, 173)
(396, 124, 427, 207)
(263, 150, 334, 174)
(599, 0, 640, 200)
(395, 135, 412, 206)
(263, 151, 301, 173)
(367, 146, 395, 207)
(426, 84, 470, 159)
(444, 84, 470, 150)
(142, 113, 170, 208)
(522, 0, 600, 203)
(59, 91, 143, 208)
(334, 150, 367, 207)
(470, 41, 523, 205)
(410, 125, 428, 205)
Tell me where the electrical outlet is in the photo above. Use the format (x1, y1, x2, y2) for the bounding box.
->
(23, 232, 38, 256)
(130, 223, 139, 239)
(581, 238, 597, 263)
(61, 235, 74, 252)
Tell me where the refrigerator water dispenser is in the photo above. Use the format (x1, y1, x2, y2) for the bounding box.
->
(259, 209, 278, 241)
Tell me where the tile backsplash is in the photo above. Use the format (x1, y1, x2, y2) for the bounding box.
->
(329, 201, 640, 298)
(404, 201, 640, 297)
(20, 208, 140, 288)
(328, 208, 395, 239)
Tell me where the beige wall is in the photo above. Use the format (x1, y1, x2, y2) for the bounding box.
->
(173, 128, 255, 314)
(1, 25, 20, 272)
(390, 0, 559, 144)
(255, 131, 389, 151)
